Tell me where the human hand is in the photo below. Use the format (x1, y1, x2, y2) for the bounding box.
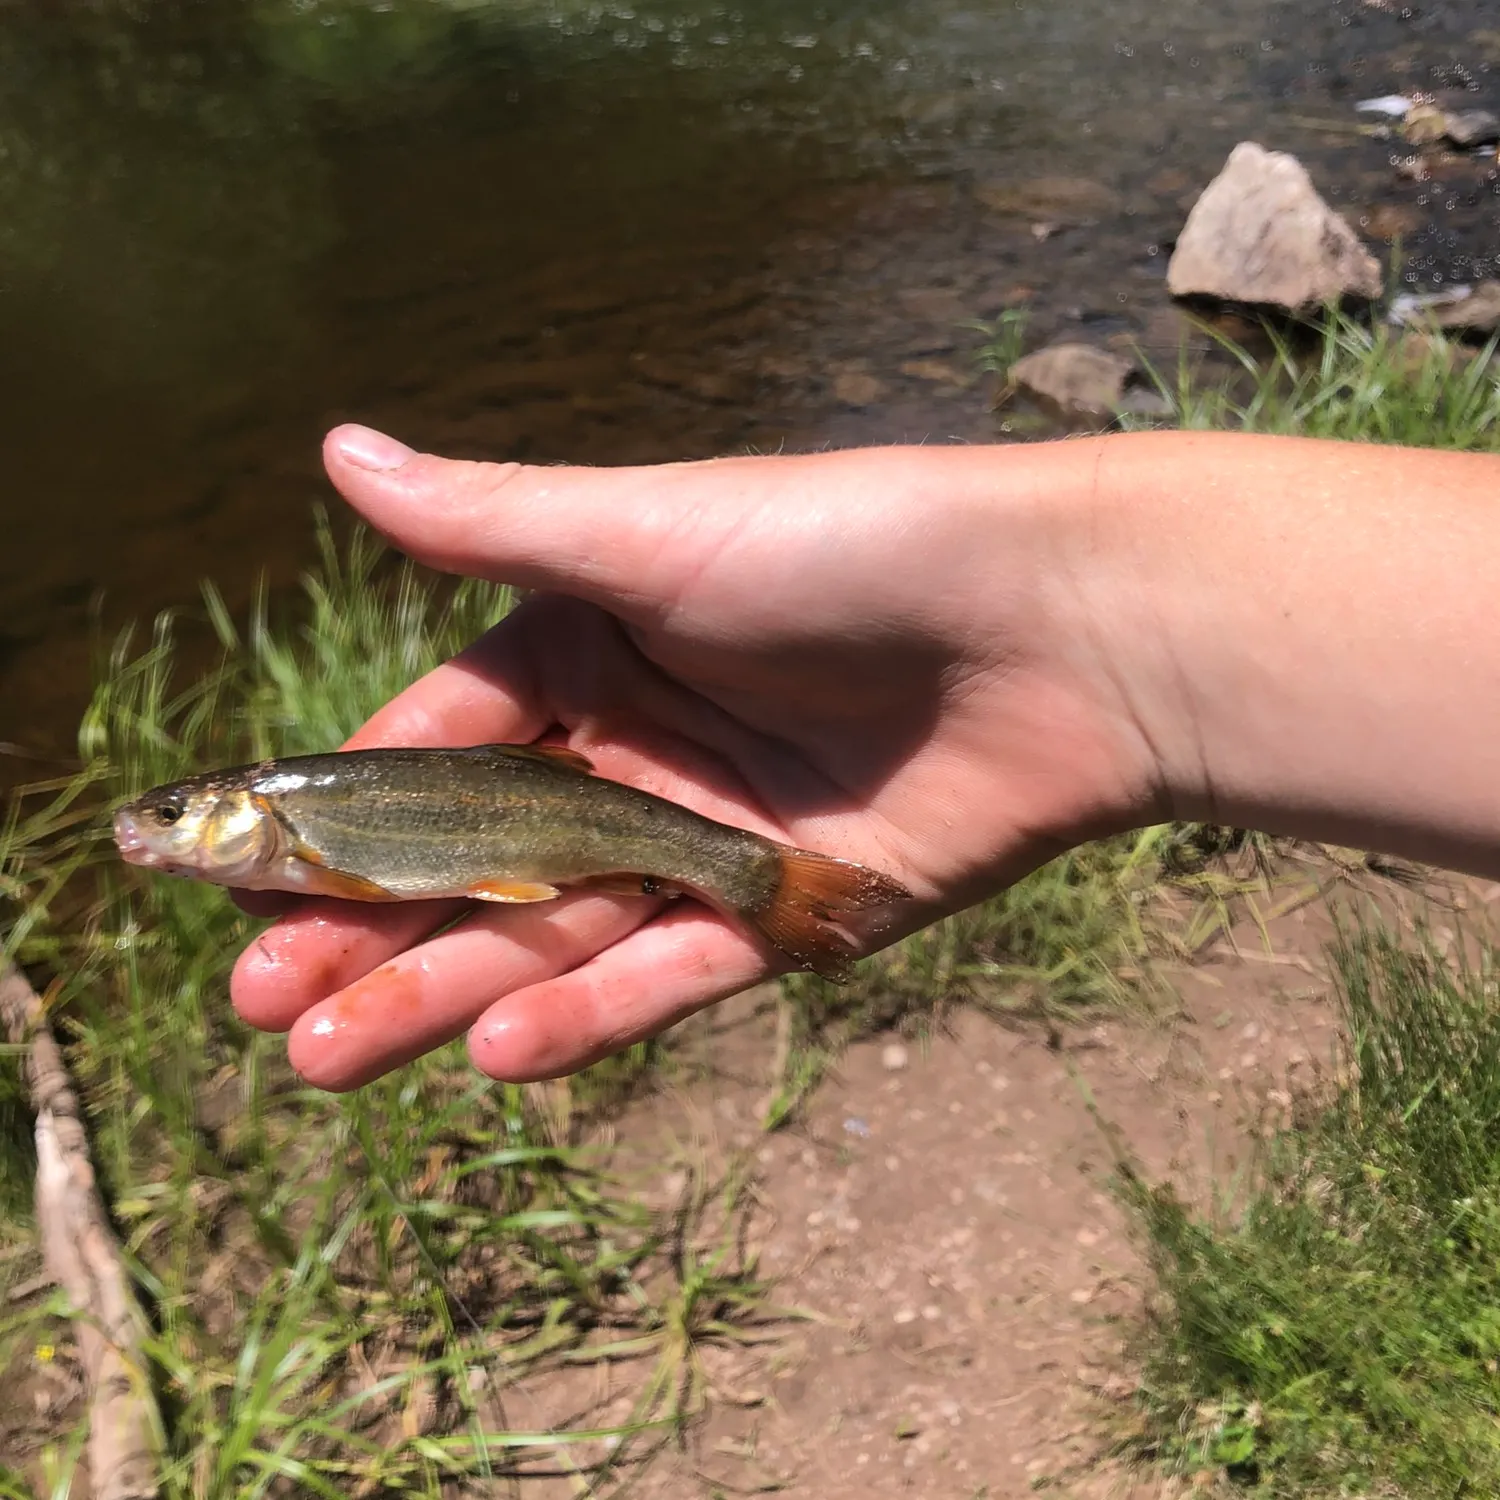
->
(229, 426, 1162, 1090)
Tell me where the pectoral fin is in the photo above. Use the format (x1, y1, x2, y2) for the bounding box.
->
(295, 862, 404, 903)
(467, 879, 563, 904)
(286, 838, 404, 902)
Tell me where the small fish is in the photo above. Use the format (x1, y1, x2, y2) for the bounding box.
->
(112, 743, 912, 980)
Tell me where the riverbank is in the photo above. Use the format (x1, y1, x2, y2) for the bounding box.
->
(8, 312, 1500, 1495)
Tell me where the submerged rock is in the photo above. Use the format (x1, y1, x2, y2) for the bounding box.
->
(1389, 281, 1500, 335)
(1356, 94, 1500, 149)
(1401, 101, 1500, 149)
(1008, 343, 1168, 421)
(1166, 142, 1382, 312)
(1435, 108, 1500, 148)
(1345, 202, 1422, 245)
(975, 175, 1122, 225)
(832, 370, 889, 407)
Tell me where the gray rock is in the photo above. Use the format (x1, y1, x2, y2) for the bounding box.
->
(1009, 343, 1167, 419)
(1166, 142, 1382, 311)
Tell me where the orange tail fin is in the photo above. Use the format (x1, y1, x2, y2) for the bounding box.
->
(749, 848, 912, 982)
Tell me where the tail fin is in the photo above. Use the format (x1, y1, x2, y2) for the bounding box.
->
(749, 848, 912, 982)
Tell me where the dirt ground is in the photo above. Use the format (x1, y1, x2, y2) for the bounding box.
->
(504, 884, 1396, 1499)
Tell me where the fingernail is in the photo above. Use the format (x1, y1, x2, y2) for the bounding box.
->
(337, 425, 414, 472)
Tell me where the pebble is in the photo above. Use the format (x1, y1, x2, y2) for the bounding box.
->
(894, 1307, 918, 1324)
(882, 1042, 910, 1072)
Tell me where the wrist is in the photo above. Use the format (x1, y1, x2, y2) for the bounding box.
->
(1048, 429, 1500, 876)
(905, 436, 1182, 858)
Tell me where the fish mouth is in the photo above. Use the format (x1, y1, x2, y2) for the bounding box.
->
(112, 808, 162, 867)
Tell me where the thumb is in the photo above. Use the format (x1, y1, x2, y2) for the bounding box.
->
(324, 423, 718, 616)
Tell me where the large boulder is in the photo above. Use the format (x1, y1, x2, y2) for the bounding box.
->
(1166, 142, 1382, 311)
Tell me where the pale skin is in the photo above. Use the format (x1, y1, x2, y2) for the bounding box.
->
(228, 424, 1500, 1091)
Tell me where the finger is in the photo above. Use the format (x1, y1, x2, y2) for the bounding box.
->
(285, 891, 659, 1091)
(466, 906, 772, 1083)
(323, 424, 751, 618)
(231, 899, 465, 1032)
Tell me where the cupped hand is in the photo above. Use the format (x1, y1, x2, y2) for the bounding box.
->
(230, 425, 1161, 1090)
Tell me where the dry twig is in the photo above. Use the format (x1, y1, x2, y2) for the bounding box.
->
(0, 958, 157, 1500)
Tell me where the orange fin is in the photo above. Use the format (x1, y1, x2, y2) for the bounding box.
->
(467, 878, 562, 904)
(748, 849, 912, 982)
(481, 743, 595, 774)
(577, 873, 679, 898)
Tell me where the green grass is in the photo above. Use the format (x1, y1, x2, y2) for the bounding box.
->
(974, 302, 1500, 452)
(1141, 311, 1500, 449)
(1118, 921, 1500, 1497)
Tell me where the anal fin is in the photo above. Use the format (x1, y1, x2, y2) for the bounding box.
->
(467, 879, 563, 904)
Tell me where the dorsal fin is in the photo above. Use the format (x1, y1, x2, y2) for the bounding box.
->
(474, 742, 595, 775)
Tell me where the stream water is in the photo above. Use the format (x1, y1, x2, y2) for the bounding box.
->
(3, 0, 1498, 778)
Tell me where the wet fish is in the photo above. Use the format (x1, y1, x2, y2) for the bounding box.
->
(112, 743, 912, 980)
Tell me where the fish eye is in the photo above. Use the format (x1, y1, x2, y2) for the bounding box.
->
(155, 801, 184, 826)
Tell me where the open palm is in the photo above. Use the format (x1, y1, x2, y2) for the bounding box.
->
(229, 428, 1154, 1090)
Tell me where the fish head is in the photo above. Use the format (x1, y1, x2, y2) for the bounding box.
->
(113, 771, 281, 885)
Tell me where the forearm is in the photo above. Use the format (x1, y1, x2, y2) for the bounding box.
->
(1077, 429, 1500, 875)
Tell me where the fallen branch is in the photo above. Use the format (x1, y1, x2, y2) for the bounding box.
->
(0, 958, 157, 1500)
